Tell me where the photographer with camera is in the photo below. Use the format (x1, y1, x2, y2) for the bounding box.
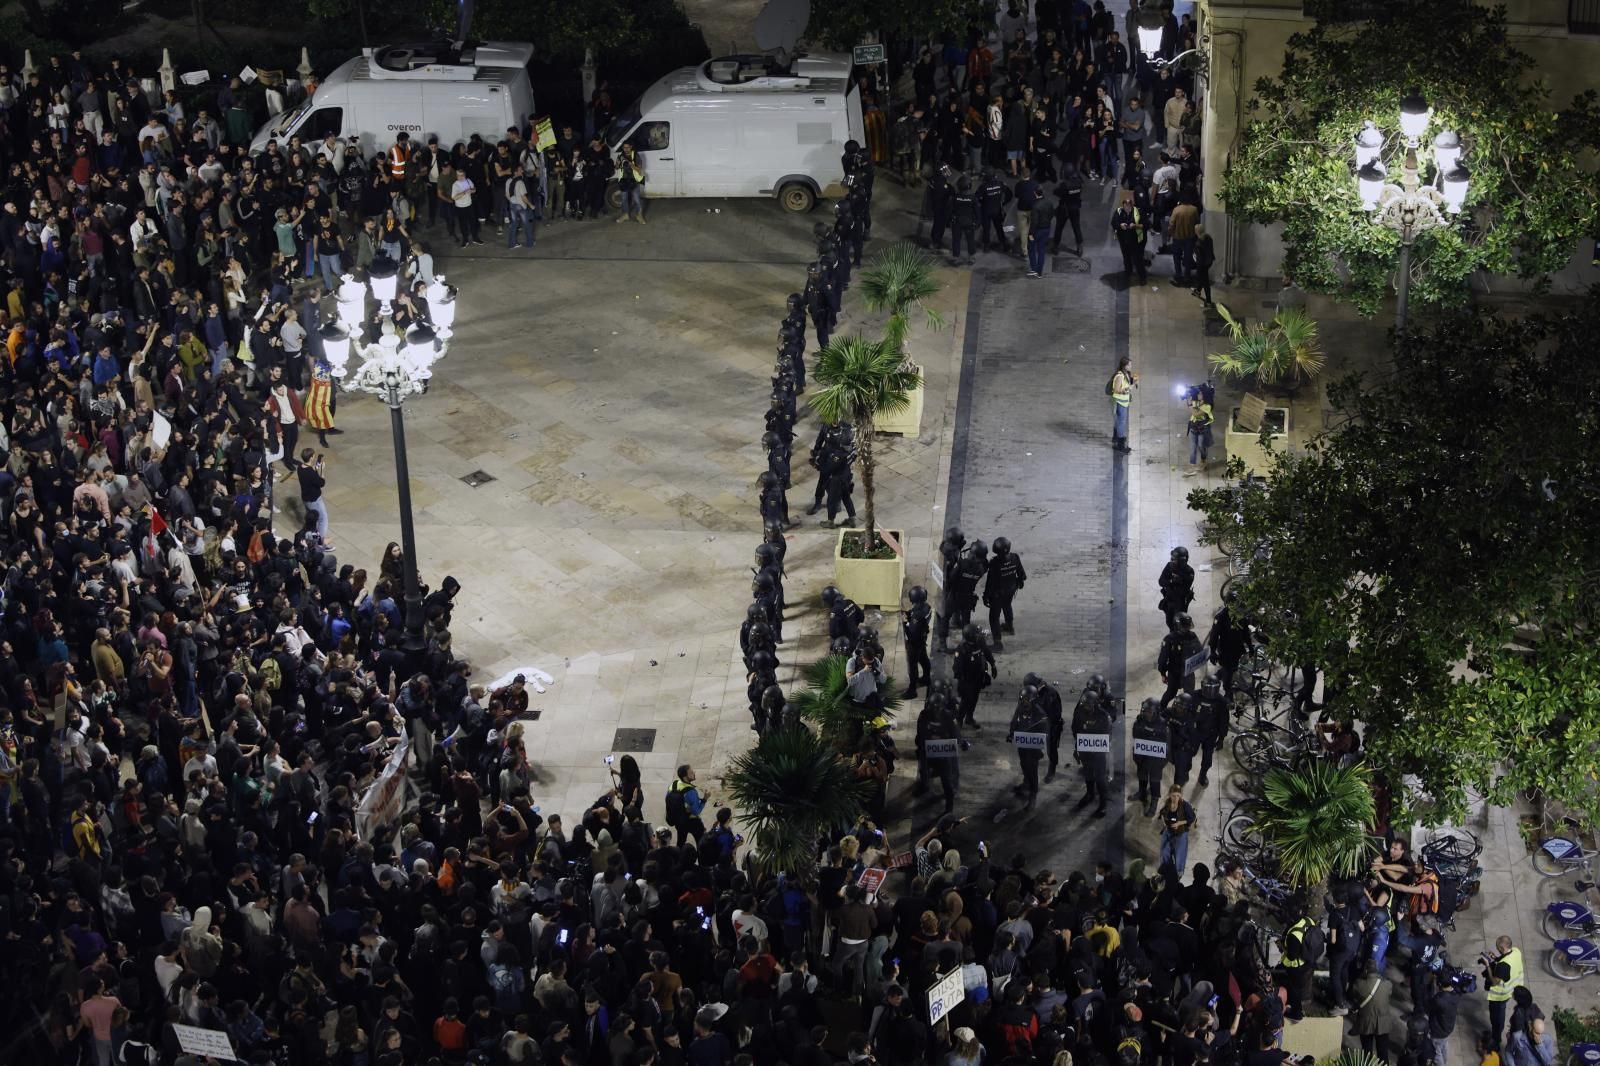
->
(1481, 935, 1523, 1050)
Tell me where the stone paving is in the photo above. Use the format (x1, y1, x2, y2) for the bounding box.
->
(290, 162, 1593, 1053)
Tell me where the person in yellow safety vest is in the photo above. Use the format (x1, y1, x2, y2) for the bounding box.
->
(1109, 357, 1137, 453)
(389, 131, 412, 180)
(1279, 904, 1323, 1021)
(1187, 393, 1214, 466)
(1482, 935, 1522, 1050)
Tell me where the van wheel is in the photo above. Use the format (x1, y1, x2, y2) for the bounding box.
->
(606, 183, 623, 212)
(779, 183, 816, 213)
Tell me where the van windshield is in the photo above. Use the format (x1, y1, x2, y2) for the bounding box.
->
(268, 99, 314, 139)
(604, 100, 642, 149)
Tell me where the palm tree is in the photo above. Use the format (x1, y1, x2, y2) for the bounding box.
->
(1254, 760, 1378, 886)
(791, 655, 904, 752)
(1208, 304, 1327, 387)
(809, 335, 922, 553)
(725, 726, 869, 885)
(858, 243, 945, 357)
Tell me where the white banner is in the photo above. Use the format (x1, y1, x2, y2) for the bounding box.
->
(487, 664, 555, 695)
(928, 966, 965, 1026)
(1133, 737, 1168, 760)
(1076, 732, 1111, 753)
(924, 738, 959, 759)
(1012, 731, 1048, 751)
(173, 1024, 238, 1062)
(355, 731, 411, 839)
(180, 70, 211, 86)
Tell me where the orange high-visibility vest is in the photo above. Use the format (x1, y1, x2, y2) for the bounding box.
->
(389, 142, 410, 179)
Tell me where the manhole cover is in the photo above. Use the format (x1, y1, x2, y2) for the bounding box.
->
(611, 728, 657, 752)
(461, 470, 497, 487)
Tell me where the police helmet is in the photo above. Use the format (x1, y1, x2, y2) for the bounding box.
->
(1170, 692, 1193, 711)
(957, 176, 972, 194)
(961, 623, 982, 643)
(749, 650, 778, 673)
(908, 585, 928, 604)
(761, 431, 782, 450)
(806, 260, 822, 277)
(1171, 546, 1189, 564)
(1020, 684, 1040, 704)
(858, 626, 878, 644)
(753, 572, 774, 592)
(993, 536, 1011, 555)
(786, 292, 804, 312)
(757, 471, 777, 489)
(1023, 671, 1042, 688)
(844, 139, 861, 155)
(969, 539, 988, 557)
(1088, 673, 1108, 694)
(1175, 612, 1194, 631)
(762, 684, 786, 709)
(1201, 675, 1222, 694)
(944, 525, 965, 546)
(755, 543, 777, 564)
(830, 635, 853, 655)
(1139, 697, 1161, 716)
(746, 603, 766, 623)
(820, 585, 840, 607)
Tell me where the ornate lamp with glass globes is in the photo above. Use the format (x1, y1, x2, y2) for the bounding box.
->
(314, 253, 459, 655)
(1352, 89, 1472, 331)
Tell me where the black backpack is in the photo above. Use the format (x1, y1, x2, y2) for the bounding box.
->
(664, 787, 688, 828)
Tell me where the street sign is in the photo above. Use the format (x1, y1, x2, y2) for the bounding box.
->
(1076, 733, 1111, 753)
(1013, 732, 1048, 751)
(925, 738, 959, 759)
(1133, 737, 1168, 760)
(1184, 648, 1210, 677)
(858, 868, 886, 895)
(853, 43, 887, 65)
(927, 966, 965, 1025)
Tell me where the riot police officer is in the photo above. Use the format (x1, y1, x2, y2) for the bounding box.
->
(916, 691, 961, 813)
(740, 604, 774, 672)
(977, 169, 1013, 254)
(983, 536, 1027, 651)
(923, 163, 952, 250)
(1074, 691, 1112, 817)
(1193, 675, 1230, 786)
(952, 623, 996, 729)
(1007, 685, 1049, 809)
(1157, 613, 1204, 709)
(1050, 166, 1084, 256)
(902, 585, 932, 698)
(1131, 697, 1169, 817)
(935, 525, 966, 652)
(1204, 589, 1255, 696)
(807, 421, 854, 515)
(755, 542, 785, 643)
(819, 437, 857, 528)
(854, 625, 886, 663)
(949, 176, 979, 265)
(758, 683, 790, 735)
(746, 649, 778, 730)
(762, 518, 787, 575)
(779, 322, 806, 391)
(757, 470, 792, 529)
(783, 291, 807, 345)
(1158, 546, 1195, 631)
(763, 430, 791, 490)
(1165, 692, 1202, 788)
(1023, 672, 1066, 782)
(821, 585, 864, 646)
(950, 539, 988, 637)
(804, 261, 833, 347)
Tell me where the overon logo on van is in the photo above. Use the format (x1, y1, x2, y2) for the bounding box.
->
(385, 123, 423, 132)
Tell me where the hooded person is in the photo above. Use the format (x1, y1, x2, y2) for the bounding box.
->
(182, 905, 224, 977)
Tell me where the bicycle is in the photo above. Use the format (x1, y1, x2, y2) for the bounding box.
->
(1420, 827, 1484, 920)
(1219, 802, 1269, 860)
(1230, 714, 1317, 777)
(1569, 1042, 1600, 1066)
(1535, 828, 1597, 879)
(1548, 936, 1600, 981)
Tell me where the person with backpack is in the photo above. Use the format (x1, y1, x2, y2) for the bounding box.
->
(1108, 357, 1137, 453)
(1373, 858, 1440, 960)
(666, 764, 709, 846)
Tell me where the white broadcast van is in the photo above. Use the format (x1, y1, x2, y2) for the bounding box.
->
(251, 41, 535, 157)
(604, 51, 865, 213)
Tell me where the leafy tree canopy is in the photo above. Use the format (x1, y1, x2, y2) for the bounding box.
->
(1188, 295, 1600, 826)
(804, 0, 990, 53)
(1222, 0, 1600, 315)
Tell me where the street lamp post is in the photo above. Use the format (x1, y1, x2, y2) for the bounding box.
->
(325, 257, 456, 656)
(1352, 91, 1472, 332)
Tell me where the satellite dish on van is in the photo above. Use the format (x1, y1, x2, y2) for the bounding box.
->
(754, 0, 810, 54)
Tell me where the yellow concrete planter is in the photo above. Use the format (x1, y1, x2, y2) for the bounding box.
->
(873, 363, 924, 436)
(833, 528, 906, 610)
(1225, 404, 1288, 478)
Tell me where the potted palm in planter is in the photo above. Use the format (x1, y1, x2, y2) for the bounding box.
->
(725, 725, 869, 884)
(1209, 305, 1326, 475)
(858, 243, 944, 436)
(810, 335, 922, 607)
(1251, 760, 1378, 887)
(791, 655, 904, 753)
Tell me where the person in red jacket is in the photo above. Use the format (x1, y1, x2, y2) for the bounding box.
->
(992, 981, 1039, 1057)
